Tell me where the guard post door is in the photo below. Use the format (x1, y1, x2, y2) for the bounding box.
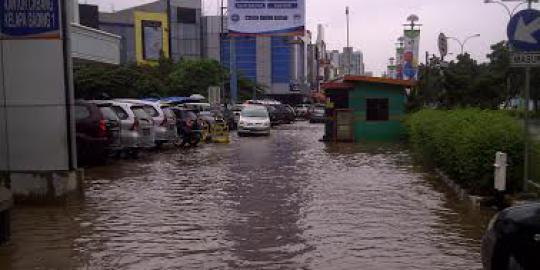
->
(335, 109, 354, 142)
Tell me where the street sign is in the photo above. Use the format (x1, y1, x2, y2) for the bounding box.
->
(0, 0, 61, 39)
(508, 9, 540, 52)
(438, 33, 448, 58)
(511, 52, 540, 67)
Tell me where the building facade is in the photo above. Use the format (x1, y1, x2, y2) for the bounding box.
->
(98, 0, 202, 64)
(202, 15, 309, 100)
(339, 47, 364, 76)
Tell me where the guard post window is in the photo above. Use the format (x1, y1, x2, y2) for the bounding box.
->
(366, 98, 389, 121)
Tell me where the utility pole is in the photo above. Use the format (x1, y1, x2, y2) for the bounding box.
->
(524, 0, 534, 192)
(345, 6, 351, 75)
(346, 6, 350, 48)
(220, 0, 226, 106)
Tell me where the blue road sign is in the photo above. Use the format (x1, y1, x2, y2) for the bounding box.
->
(1, 0, 61, 39)
(508, 9, 540, 52)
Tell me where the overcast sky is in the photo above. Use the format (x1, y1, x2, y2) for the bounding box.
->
(81, 0, 529, 75)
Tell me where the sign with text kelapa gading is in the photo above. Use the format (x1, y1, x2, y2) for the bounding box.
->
(1, 0, 61, 39)
(228, 0, 305, 36)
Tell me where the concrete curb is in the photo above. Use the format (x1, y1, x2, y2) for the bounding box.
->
(435, 169, 487, 208)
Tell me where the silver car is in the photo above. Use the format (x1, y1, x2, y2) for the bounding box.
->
(110, 101, 155, 154)
(237, 105, 271, 136)
(116, 99, 178, 147)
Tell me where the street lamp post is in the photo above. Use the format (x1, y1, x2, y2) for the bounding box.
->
(446, 34, 481, 55)
(484, 0, 530, 17)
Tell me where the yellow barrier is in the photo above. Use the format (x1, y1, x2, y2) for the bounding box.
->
(210, 120, 230, 144)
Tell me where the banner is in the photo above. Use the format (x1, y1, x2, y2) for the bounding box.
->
(402, 30, 420, 80)
(228, 0, 305, 36)
(1, 0, 61, 39)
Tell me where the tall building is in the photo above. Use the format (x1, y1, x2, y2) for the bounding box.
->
(327, 50, 341, 79)
(98, 0, 203, 64)
(203, 15, 309, 102)
(339, 47, 364, 76)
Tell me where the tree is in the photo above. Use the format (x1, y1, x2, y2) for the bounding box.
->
(168, 59, 228, 96)
(410, 41, 540, 111)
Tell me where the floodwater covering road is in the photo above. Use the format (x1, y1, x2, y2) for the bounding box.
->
(0, 121, 493, 270)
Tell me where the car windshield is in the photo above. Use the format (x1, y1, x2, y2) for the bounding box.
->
(241, 109, 268, 118)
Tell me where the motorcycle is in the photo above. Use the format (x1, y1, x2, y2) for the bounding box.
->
(177, 119, 202, 147)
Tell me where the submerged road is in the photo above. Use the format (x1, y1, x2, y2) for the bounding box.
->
(0, 121, 492, 270)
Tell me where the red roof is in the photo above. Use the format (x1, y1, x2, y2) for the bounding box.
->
(322, 76, 416, 90)
(344, 75, 416, 87)
(320, 82, 354, 90)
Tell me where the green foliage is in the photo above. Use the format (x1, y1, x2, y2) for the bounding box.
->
(411, 41, 540, 112)
(168, 59, 228, 96)
(405, 109, 524, 194)
(74, 58, 265, 102)
(74, 64, 166, 99)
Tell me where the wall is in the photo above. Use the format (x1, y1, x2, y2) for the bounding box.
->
(202, 16, 224, 62)
(71, 24, 121, 65)
(170, 1, 202, 60)
(221, 36, 257, 83)
(271, 36, 291, 94)
(99, 0, 202, 63)
(348, 83, 405, 141)
(256, 37, 272, 89)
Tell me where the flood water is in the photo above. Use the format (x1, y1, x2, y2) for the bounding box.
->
(0, 122, 493, 270)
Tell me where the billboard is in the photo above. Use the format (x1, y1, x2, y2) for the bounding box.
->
(134, 11, 169, 65)
(402, 30, 420, 80)
(142, 20, 163, 61)
(228, 0, 305, 36)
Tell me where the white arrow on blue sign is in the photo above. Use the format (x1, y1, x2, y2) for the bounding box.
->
(508, 9, 540, 52)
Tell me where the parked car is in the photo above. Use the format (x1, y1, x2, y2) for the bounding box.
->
(294, 104, 311, 118)
(116, 99, 177, 147)
(279, 104, 296, 124)
(238, 105, 271, 136)
(482, 203, 540, 270)
(264, 105, 280, 126)
(181, 102, 211, 113)
(265, 104, 295, 125)
(309, 105, 326, 123)
(75, 101, 121, 165)
(110, 101, 155, 156)
(231, 104, 246, 129)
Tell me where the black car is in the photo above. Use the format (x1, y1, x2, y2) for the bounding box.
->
(482, 203, 540, 270)
(75, 101, 121, 165)
(265, 104, 295, 125)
